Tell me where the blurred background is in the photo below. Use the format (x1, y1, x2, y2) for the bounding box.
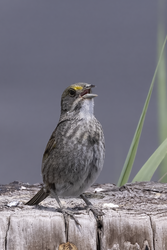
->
(0, 1, 167, 185)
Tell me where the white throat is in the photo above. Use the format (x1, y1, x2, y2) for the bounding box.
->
(79, 98, 94, 120)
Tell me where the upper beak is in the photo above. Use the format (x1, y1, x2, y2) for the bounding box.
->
(80, 84, 98, 99)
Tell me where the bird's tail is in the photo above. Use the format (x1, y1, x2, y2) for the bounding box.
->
(26, 187, 49, 205)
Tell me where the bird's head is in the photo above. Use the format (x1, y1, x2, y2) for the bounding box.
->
(61, 83, 97, 115)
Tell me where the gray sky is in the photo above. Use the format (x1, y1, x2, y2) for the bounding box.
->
(0, 1, 167, 185)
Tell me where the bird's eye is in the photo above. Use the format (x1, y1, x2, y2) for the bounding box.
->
(68, 88, 76, 97)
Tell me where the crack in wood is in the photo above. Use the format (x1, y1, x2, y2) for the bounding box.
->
(145, 245, 149, 250)
(96, 217, 103, 250)
(5, 215, 10, 250)
(148, 214, 155, 250)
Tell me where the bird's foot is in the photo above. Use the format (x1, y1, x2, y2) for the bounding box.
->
(57, 207, 81, 226)
(57, 207, 81, 242)
(80, 194, 104, 220)
(87, 205, 104, 218)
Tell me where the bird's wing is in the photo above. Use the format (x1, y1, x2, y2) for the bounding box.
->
(42, 118, 70, 163)
(42, 130, 57, 163)
(26, 132, 57, 206)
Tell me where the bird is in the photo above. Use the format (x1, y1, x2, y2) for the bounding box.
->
(26, 83, 105, 226)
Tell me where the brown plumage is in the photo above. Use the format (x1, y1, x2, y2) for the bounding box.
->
(26, 83, 105, 224)
(26, 187, 49, 205)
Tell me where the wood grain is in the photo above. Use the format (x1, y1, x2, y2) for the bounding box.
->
(0, 181, 167, 249)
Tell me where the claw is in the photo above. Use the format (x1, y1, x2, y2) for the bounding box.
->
(63, 208, 81, 226)
(80, 194, 104, 219)
(87, 205, 104, 218)
(57, 207, 81, 226)
(56, 207, 81, 242)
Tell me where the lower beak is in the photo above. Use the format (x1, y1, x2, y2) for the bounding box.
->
(82, 93, 98, 99)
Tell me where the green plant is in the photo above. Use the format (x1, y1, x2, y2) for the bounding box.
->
(117, 35, 167, 187)
(157, 0, 167, 182)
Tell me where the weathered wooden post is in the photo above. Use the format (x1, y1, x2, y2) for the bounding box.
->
(0, 181, 167, 250)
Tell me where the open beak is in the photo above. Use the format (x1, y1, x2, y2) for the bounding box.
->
(80, 85, 98, 99)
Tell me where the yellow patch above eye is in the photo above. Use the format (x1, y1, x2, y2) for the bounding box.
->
(73, 86, 83, 90)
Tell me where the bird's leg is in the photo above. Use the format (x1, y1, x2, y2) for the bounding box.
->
(80, 194, 103, 249)
(80, 194, 104, 218)
(50, 189, 80, 241)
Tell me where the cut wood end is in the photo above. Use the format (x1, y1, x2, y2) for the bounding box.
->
(59, 242, 78, 250)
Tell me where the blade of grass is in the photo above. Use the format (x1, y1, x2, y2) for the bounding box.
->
(132, 137, 167, 182)
(157, 0, 167, 182)
(117, 35, 167, 187)
(158, 171, 167, 182)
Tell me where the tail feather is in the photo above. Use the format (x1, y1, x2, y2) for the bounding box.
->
(26, 188, 49, 205)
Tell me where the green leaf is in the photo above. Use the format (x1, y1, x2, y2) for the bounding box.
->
(157, 2, 167, 182)
(117, 35, 167, 187)
(132, 137, 167, 182)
